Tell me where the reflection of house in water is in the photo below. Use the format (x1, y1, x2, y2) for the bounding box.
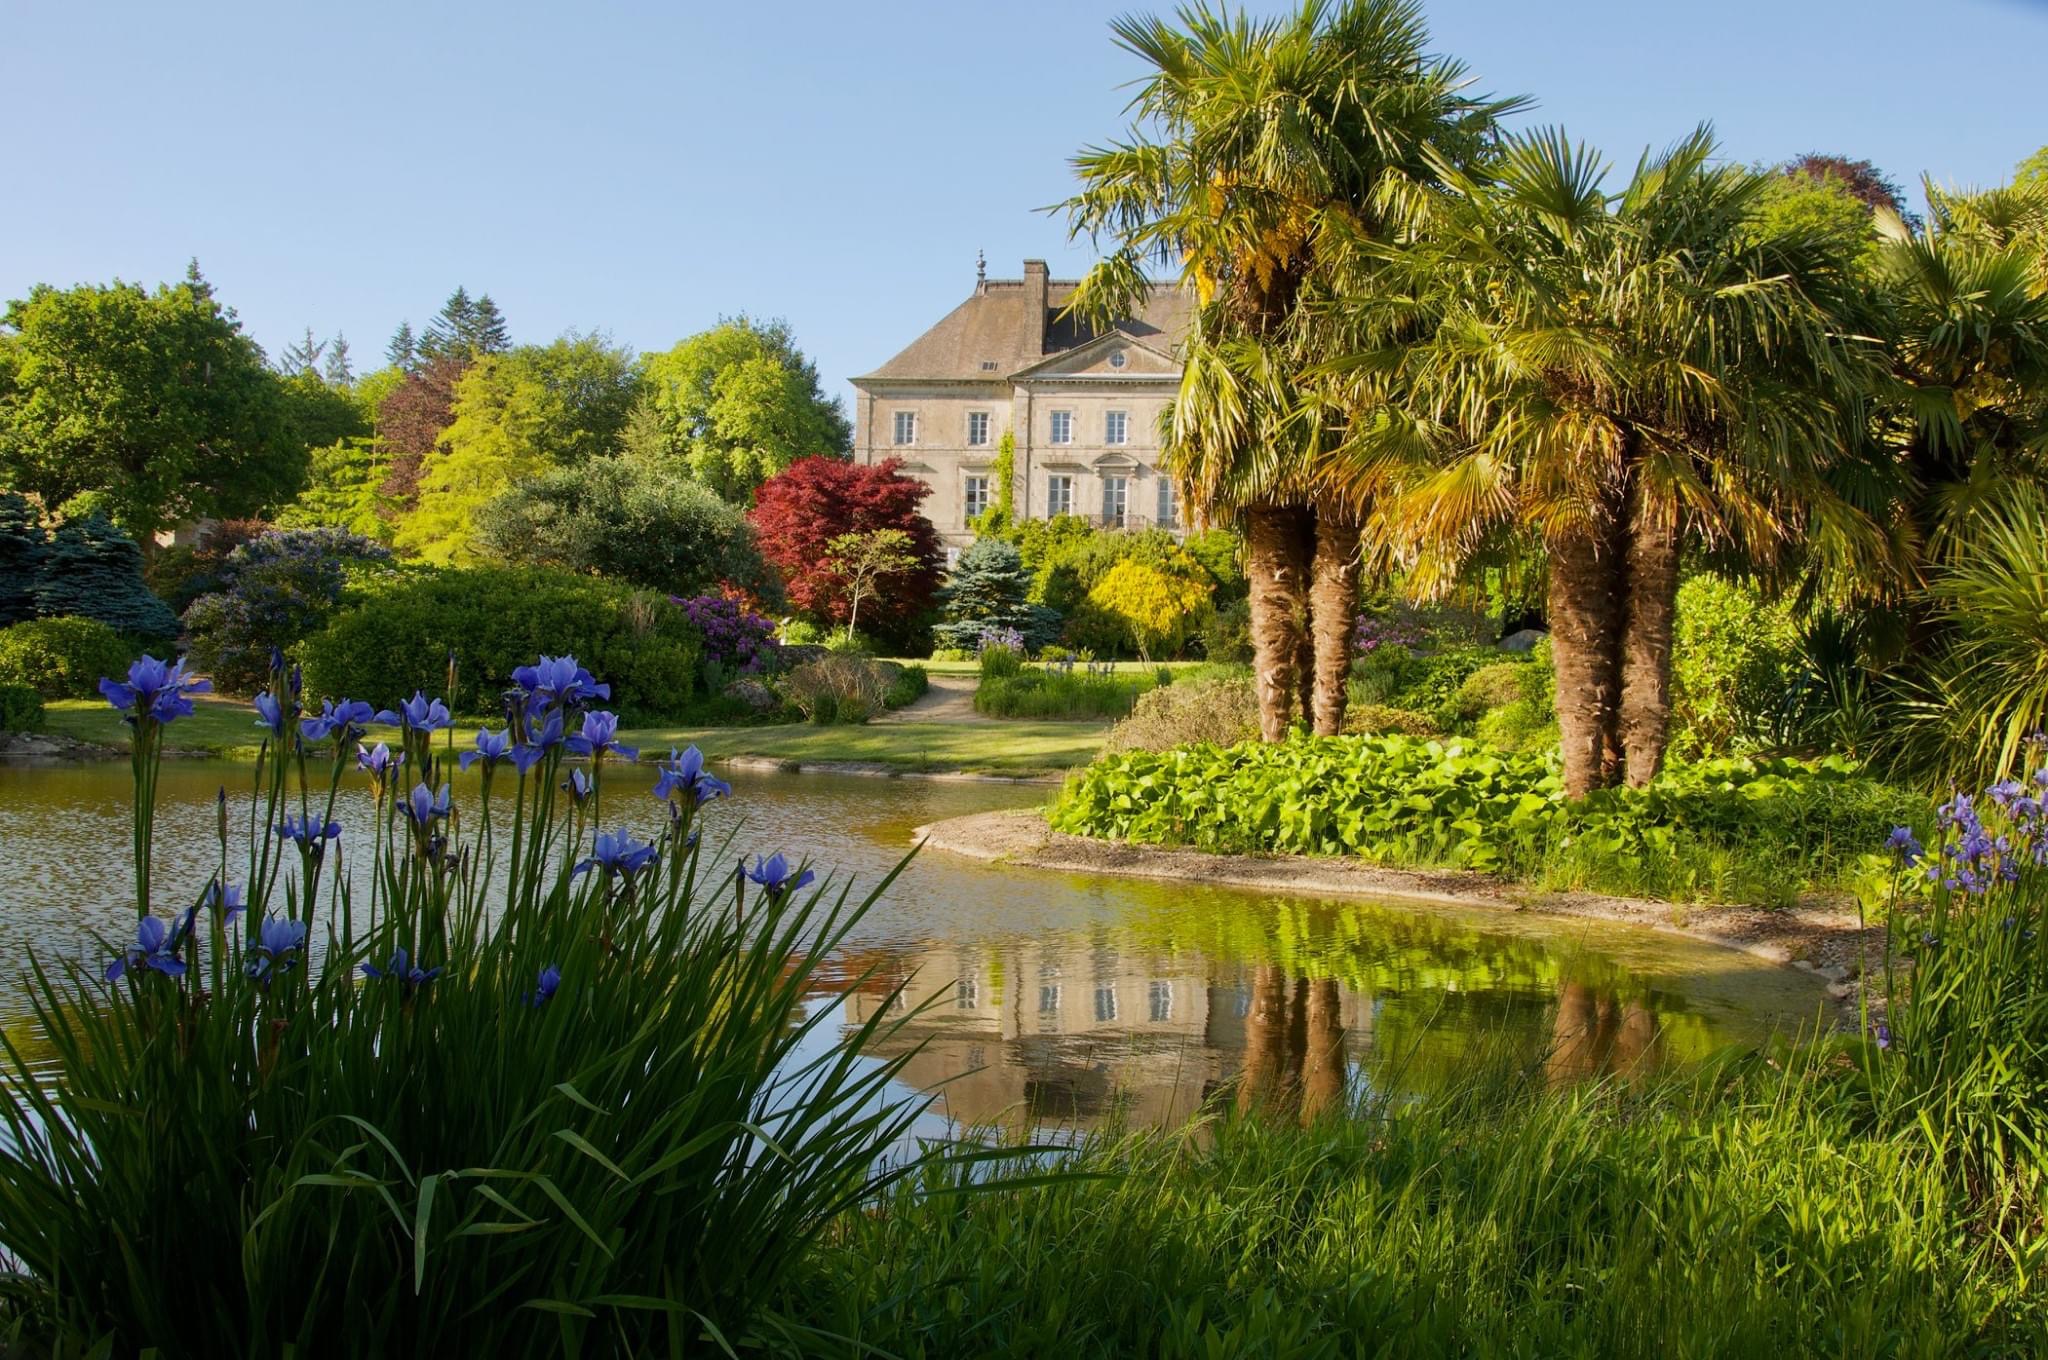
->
(842, 935, 1378, 1131)
(839, 929, 1672, 1132)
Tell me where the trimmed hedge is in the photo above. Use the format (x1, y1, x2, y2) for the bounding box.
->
(300, 567, 702, 720)
(0, 617, 140, 700)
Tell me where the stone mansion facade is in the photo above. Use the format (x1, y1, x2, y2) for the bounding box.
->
(850, 258, 1193, 551)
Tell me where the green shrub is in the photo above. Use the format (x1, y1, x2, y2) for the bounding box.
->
(1453, 661, 1534, 719)
(930, 647, 976, 662)
(978, 644, 1024, 680)
(1670, 574, 1801, 760)
(1199, 597, 1252, 663)
(1343, 703, 1440, 737)
(0, 682, 45, 732)
(883, 662, 929, 709)
(976, 666, 1153, 720)
(1104, 675, 1259, 753)
(0, 616, 140, 699)
(1051, 735, 1923, 905)
(300, 568, 701, 720)
(781, 655, 891, 724)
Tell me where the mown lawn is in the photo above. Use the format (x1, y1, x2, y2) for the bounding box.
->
(44, 695, 1107, 777)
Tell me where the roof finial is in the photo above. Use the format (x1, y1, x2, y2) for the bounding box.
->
(976, 249, 986, 290)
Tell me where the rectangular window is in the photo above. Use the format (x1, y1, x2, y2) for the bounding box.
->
(1049, 410, 1073, 445)
(1104, 411, 1128, 445)
(956, 978, 978, 1010)
(1148, 980, 1173, 1022)
(1156, 476, 1175, 526)
(1046, 474, 1073, 517)
(1039, 984, 1061, 1014)
(892, 410, 916, 445)
(1093, 985, 1119, 1023)
(1102, 476, 1128, 527)
(966, 411, 991, 446)
(963, 475, 990, 521)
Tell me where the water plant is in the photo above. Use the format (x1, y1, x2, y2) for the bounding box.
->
(0, 649, 948, 1355)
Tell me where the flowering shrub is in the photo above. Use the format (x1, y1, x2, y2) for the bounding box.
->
(0, 650, 949, 1353)
(182, 528, 391, 693)
(671, 592, 780, 683)
(1353, 612, 1424, 655)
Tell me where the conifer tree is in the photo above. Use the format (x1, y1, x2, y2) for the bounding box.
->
(280, 327, 326, 376)
(31, 515, 180, 638)
(933, 538, 1061, 651)
(0, 493, 47, 626)
(418, 287, 477, 361)
(323, 334, 354, 387)
(470, 295, 511, 355)
(386, 321, 417, 371)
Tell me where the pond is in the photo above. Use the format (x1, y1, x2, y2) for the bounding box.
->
(0, 759, 1830, 1135)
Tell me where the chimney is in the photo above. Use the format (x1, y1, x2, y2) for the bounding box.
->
(1022, 259, 1049, 356)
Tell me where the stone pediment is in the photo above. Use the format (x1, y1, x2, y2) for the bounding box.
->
(1012, 330, 1180, 382)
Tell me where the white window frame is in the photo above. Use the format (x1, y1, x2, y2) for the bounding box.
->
(956, 977, 978, 1010)
(1046, 474, 1073, 518)
(1094, 984, 1118, 1023)
(963, 474, 990, 521)
(1102, 475, 1129, 527)
(1039, 984, 1061, 1014)
(1049, 409, 1073, 445)
(1156, 475, 1175, 526)
(892, 410, 917, 446)
(1148, 980, 1173, 1022)
(1104, 410, 1128, 446)
(966, 411, 991, 446)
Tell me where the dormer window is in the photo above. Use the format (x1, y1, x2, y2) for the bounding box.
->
(1108, 351, 1127, 369)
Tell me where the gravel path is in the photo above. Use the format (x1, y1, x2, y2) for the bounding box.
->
(873, 673, 986, 723)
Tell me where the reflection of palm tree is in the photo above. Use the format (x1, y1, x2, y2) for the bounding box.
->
(1544, 981, 1662, 1084)
(1300, 979, 1345, 1121)
(1237, 964, 1295, 1116)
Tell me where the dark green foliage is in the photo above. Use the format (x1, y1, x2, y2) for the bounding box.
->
(141, 518, 269, 613)
(975, 666, 1156, 720)
(1353, 644, 1516, 729)
(933, 539, 1061, 652)
(1053, 736, 1922, 905)
(0, 682, 44, 732)
(0, 491, 46, 626)
(472, 457, 779, 602)
(30, 516, 178, 639)
(300, 567, 702, 720)
(182, 529, 392, 693)
(883, 663, 929, 709)
(415, 285, 510, 362)
(0, 617, 139, 699)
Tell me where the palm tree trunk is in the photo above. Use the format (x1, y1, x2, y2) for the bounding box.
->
(1309, 504, 1361, 736)
(1546, 525, 1625, 798)
(1245, 503, 1313, 741)
(1617, 500, 1680, 788)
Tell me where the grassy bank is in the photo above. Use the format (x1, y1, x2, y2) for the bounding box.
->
(791, 1058, 2046, 1357)
(41, 695, 1108, 777)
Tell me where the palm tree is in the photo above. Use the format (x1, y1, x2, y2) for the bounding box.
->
(1061, 0, 1521, 740)
(1323, 128, 1881, 794)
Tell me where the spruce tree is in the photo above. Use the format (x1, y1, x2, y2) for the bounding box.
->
(324, 334, 354, 386)
(469, 294, 511, 354)
(280, 327, 326, 376)
(0, 493, 48, 626)
(419, 287, 477, 361)
(387, 321, 417, 371)
(933, 538, 1061, 651)
(32, 515, 181, 639)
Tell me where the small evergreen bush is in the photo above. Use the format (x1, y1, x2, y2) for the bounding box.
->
(933, 539, 1061, 653)
(30, 515, 179, 639)
(0, 617, 140, 699)
(0, 682, 45, 732)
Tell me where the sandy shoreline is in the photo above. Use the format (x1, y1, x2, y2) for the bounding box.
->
(914, 809, 1890, 1012)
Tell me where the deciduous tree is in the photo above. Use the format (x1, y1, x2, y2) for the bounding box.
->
(748, 456, 941, 636)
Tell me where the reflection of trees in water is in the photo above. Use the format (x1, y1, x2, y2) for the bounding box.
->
(1235, 967, 1347, 1124)
(1544, 981, 1662, 1084)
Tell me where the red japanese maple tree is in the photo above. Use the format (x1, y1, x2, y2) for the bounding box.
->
(748, 457, 944, 633)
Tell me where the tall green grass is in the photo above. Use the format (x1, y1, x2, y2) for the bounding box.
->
(0, 654, 958, 1355)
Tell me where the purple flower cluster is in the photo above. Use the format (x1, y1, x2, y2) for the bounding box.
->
(1352, 613, 1423, 656)
(1913, 771, 2048, 895)
(976, 627, 1025, 656)
(672, 594, 780, 676)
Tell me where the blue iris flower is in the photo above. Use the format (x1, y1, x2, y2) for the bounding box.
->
(246, 916, 308, 985)
(1873, 1021, 1891, 1051)
(398, 690, 454, 733)
(99, 655, 211, 726)
(299, 698, 395, 744)
(654, 745, 731, 806)
(1884, 826, 1923, 865)
(357, 742, 404, 779)
(566, 710, 637, 762)
(253, 691, 288, 738)
(510, 710, 566, 774)
(404, 782, 453, 827)
(511, 655, 609, 714)
(573, 829, 659, 879)
(361, 946, 442, 992)
(529, 965, 562, 1007)
(562, 768, 594, 805)
(105, 916, 188, 982)
(744, 852, 815, 899)
(460, 727, 513, 772)
(276, 813, 343, 851)
(206, 882, 245, 926)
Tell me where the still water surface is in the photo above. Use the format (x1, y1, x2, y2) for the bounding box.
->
(0, 760, 1828, 1133)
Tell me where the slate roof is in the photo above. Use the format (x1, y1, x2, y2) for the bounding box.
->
(856, 274, 1192, 383)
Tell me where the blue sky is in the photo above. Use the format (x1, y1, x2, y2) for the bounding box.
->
(6, 0, 2044, 413)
